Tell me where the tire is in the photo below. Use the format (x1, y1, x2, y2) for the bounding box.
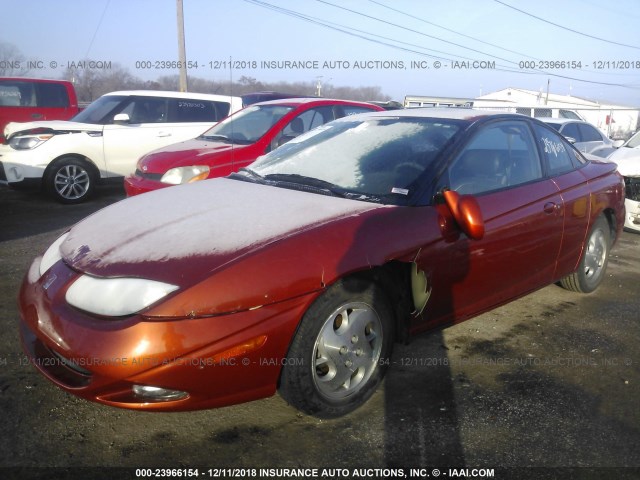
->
(279, 278, 394, 418)
(560, 215, 611, 293)
(46, 158, 95, 204)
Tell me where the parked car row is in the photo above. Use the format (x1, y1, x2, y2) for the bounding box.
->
(124, 98, 383, 196)
(18, 108, 625, 417)
(2, 86, 636, 227)
(0, 88, 383, 203)
(0, 90, 245, 203)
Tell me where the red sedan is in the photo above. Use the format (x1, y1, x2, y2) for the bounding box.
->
(19, 109, 625, 418)
(123, 98, 383, 196)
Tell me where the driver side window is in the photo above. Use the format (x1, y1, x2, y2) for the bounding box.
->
(274, 107, 334, 148)
(448, 121, 542, 195)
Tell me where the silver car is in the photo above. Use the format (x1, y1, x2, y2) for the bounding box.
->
(541, 118, 614, 155)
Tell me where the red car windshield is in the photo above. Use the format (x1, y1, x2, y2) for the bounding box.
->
(199, 104, 295, 144)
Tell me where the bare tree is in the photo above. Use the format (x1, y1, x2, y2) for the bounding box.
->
(57, 62, 392, 104)
(62, 62, 146, 103)
(0, 42, 31, 76)
(153, 75, 390, 101)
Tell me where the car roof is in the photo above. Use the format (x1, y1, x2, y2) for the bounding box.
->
(341, 107, 529, 121)
(252, 97, 381, 107)
(103, 90, 242, 101)
(0, 77, 73, 84)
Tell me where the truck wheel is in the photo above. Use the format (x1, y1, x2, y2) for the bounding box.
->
(279, 278, 394, 418)
(46, 158, 95, 204)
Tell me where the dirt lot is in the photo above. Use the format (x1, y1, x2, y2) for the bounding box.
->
(0, 185, 639, 480)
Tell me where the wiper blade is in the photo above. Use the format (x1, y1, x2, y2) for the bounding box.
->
(229, 167, 266, 184)
(263, 173, 385, 202)
(263, 173, 338, 190)
(262, 173, 343, 197)
(199, 134, 232, 142)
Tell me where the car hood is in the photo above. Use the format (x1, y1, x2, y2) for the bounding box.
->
(60, 178, 383, 286)
(5, 120, 101, 139)
(139, 138, 247, 173)
(609, 147, 640, 177)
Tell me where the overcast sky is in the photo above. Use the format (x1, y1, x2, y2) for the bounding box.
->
(3, 0, 640, 105)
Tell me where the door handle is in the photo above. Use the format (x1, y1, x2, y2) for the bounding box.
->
(157, 131, 172, 137)
(31, 113, 43, 119)
(543, 202, 560, 214)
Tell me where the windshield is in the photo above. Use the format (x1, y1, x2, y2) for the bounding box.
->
(199, 104, 295, 144)
(626, 130, 640, 148)
(249, 117, 462, 203)
(72, 95, 127, 124)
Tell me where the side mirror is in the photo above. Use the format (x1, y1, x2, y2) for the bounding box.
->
(443, 190, 485, 240)
(613, 139, 625, 148)
(113, 113, 130, 124)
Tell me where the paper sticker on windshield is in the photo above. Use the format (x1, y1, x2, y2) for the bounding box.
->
(391, 187, 409, 195)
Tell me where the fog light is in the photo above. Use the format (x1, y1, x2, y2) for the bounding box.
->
(132, 385, 188, 402)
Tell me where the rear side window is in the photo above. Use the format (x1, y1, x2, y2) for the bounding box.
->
(0, 80, 70, 108)
(0, 80, 35, 106)
(578, 123, 602, 142)
(534, 125, 576, 176)
(560, 122, 580, 141)
(168, 99, 231, 122)
(36, 83, 70, 108)
(560, 110, 581, 120)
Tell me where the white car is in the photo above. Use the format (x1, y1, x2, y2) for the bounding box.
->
(606, 130, 640, 232)
(0, 90, 243, 203)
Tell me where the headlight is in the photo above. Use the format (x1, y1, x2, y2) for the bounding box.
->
(9, 133, 53, 150)
(39, 232, 70, 276)
(160, 165, 210, 185)
(66, 276, 179, 317)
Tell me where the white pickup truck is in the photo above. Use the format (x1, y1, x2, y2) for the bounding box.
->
(0, 90, 242, 203)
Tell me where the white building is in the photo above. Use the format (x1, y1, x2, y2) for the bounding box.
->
(473, 88, 639, 139)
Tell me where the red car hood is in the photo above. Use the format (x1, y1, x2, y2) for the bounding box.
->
(60, 178, 383, 286)
(139, 138, 248, 173)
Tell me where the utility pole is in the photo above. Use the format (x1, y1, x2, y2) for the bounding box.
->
(545, 79, 550, 105)
(177, 0, 188, 92)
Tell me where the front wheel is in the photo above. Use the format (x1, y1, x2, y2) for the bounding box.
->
(279, 278, 394, 418)
(560, 215, 611, 293)
(46, 158, 95, 204)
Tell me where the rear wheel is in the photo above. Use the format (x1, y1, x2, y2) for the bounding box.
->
(46, 158, 95, 204)
(560, 215, 611, 293)
(279, 278, 394, 418)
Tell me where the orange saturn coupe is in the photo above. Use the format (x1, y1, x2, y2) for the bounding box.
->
(18, 109, 625, 418)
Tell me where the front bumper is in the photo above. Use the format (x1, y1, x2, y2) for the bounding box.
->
(624, 198, 640, 232)
(123, 171, 170, 197)
(0, 147, 48, 184)
(0, 161, 41, 188)
(624, 177, 640, 232)
(18, 257, 312, 411)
